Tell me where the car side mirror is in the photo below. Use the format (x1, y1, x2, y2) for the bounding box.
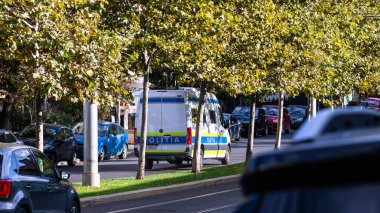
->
(59, 171, 70, 180)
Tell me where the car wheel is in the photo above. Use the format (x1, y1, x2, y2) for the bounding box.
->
(174, 159, 183, 166)
(68, 152, 77, 167)
(69, 201, 80, 213)
(98, 147, 106, 162)
(221, 149, 230, 165)
(118, 144, 128, 159)
(145, 159, 154, 170)
(16, 206, 28, 213)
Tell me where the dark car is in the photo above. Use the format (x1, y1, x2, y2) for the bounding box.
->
(223, 113, 242, 141)
(265, 107, 291, 134)
(0, 130, 23, 145)
(0, 144, 80, 212)
(237, 127, 380, 213)
(17, 124, 78, 166)
(72, 121, 128, 161)
(232, 107, 269, 138)
(287, 107, 306, 129)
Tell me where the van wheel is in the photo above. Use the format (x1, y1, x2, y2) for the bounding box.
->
(16, 206, 28, 213)
(68, 152, 77, 167)
(174, 159, 183, 166)
(98, 147, 106, 162)
(118, 144, 128, 159)
(221, 149, 230, 165)
(145, 159, 154, 170)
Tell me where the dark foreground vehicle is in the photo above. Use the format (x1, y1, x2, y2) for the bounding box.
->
(237, 124, 380, 212)
(0, 144, 80, 213)
(18, 124, 78, 166)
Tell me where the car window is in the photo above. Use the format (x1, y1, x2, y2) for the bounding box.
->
(19, 126, 57, 141)
(98, 124, 108, 137)
(30, 150, 57, 179)
(5, 133, 17, 143)
(117, 126, 124, 135)
(12, 149, 39, 177)
(108, 125, 117, 136)
(56, 129, 65, 141)
(210, 110, 217, 124)
(64, 129, 73, 140)
(0, 133, 6, 143)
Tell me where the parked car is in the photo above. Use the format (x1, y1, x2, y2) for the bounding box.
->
(265, 107, 291, 134)
(0, 144, 80, 212)
(232, 106, 269, 138)
(287, 107, 306, 129)
(72, 121, 128, 162)
(363, 97, 380, 110)
(293, 108, 380, 143)
(0, 129, 23, 144)
(237, 119, 380, 213)
(223, 113, 242, 141)
(17, 124, 78, 166)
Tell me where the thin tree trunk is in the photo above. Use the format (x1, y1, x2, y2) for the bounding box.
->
(35, 93, 44, 152)
(307, 96, 312, 122)
(245, 93, 256, 165)
(275, 92, 284, 150)
(136, 50, 150, 180)
(192, 86, 206, 175)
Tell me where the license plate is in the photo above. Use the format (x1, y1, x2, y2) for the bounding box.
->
(147, 145, 158, 150)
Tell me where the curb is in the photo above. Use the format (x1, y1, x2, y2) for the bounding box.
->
(81, 174, 241, 207)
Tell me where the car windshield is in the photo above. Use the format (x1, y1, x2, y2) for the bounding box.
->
(18, 126, 57, 141)
(289, 109, 305, 117)
(232, 107, 250, 116)
(266, 109, 278, 116)
(72, 122, 108, 137)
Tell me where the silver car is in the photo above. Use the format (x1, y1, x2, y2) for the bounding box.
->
(0, 144, 80, 213)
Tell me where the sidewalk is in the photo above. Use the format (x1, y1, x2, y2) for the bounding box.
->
(81, 174, 241, 206)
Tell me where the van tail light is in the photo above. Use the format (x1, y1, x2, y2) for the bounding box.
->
(186, 127, 192, 145)
(0, 180, 11, 199)
(134, 128, 137, 145)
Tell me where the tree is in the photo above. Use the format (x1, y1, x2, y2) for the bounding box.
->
(0, 0, 125, 152)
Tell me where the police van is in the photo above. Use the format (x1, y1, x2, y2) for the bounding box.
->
(134, 87, 231, 169)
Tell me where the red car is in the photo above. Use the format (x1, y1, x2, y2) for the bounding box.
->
(264, 107, 291, 134)
(363, 97, 380, 111)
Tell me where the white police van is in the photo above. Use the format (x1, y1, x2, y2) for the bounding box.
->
(134, 87, 231, 169)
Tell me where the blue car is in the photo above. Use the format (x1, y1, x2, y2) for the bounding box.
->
(72, 121, 129, 161)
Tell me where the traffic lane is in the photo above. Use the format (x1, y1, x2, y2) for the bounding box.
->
(58, 133, 294, 182)
(82, 180, 242, 213)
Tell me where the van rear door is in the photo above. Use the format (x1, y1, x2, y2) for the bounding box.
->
(160, 91, 187, 152)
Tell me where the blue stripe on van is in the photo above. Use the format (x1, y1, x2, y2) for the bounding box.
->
(139, 97, 185, 104)
(137, 136, 228, 144)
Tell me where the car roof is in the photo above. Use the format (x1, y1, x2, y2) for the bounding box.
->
(27, 123, 66, 130)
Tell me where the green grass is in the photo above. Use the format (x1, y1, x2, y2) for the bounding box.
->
(75, 163, 244, 198)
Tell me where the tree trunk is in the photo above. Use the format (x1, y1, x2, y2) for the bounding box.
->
(245, 93, 256, 165)
(136, 50, 151, 180)
(35, 93, 44, 152)
(274, 92, 284, 150)
(311, 96, 317, 118)
(192, 86, 206, 175)
(307, 96, 312, 122)
(0, 95, 14, 130)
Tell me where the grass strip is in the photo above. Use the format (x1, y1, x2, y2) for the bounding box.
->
(75, 163, 244, 198)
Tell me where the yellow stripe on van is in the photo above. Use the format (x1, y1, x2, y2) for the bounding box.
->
(146, 150, 185, 153)
(136, 132, 187, 137)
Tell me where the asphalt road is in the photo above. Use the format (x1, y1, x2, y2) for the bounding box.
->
(82, 180, 242, 213)
(58, 132, 294, 183)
